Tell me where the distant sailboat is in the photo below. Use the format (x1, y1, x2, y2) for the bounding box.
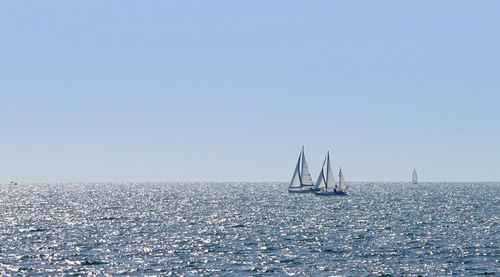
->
(338, 168, 348, 194)
(412, 168, 418, 184)
(288, 146, 315, 193)
(314, 151, 347, 196)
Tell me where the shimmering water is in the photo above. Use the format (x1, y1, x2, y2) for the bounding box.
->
(0, 182, 498, 275)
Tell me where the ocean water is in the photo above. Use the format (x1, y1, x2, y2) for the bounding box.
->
(0, 182, 498, 276)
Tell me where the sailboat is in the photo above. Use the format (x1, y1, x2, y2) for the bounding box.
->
(314, 151, 347, 196)
(337, 168, 348, 195)
(288, 146, 315, 193)
(412, 168, 418, 184)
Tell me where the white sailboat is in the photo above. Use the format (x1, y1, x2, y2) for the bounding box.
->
(337, 168, 348, 194)
(288, 146, 315, 193)
(314, 151, 347, 196)
(412, 168, 418, 184)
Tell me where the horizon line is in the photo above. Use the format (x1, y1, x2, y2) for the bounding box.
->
(3, 180, 500, 184)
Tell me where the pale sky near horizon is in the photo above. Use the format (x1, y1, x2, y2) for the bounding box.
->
(1, 1, 499, 183)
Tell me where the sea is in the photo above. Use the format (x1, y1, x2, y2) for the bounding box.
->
(0, 182, 498, 276)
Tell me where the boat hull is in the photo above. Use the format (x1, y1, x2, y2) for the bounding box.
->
(314, 191, 347, 196)
(288, 184, 316, 193)
(288, 189, 314, 193)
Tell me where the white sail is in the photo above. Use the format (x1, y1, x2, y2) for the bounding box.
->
(314, 156, 327, 190)
(326, 152, 336, 189)
(338, 168, 347, 192)
(289, 153, 302, 188)
(412, 168, 418, 184)
(300, 147, 314, 186)
(315, 170, 326, 190)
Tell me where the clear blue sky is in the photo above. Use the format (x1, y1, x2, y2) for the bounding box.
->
(1, 1, 499, 183)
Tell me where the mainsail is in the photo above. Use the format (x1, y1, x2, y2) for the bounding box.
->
(300, 146, 314, 186)
(326, 152, 336, 189)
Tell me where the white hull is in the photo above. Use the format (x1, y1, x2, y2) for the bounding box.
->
(288, 189, 313, 193)
(288, 186, 314, 193)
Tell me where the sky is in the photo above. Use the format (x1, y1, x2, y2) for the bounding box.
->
(1, 1, 499, 183)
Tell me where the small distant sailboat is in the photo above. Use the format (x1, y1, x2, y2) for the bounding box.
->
(288, 146, 315, 193)
(314, 151, 347, 196)
(412, 168, 418, 184)
(337, 168, 348, 194)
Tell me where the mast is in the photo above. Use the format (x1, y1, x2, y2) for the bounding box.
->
(325, 152, 328, 188)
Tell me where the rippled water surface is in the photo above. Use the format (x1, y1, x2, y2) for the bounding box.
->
(0, 182, 498, 275)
